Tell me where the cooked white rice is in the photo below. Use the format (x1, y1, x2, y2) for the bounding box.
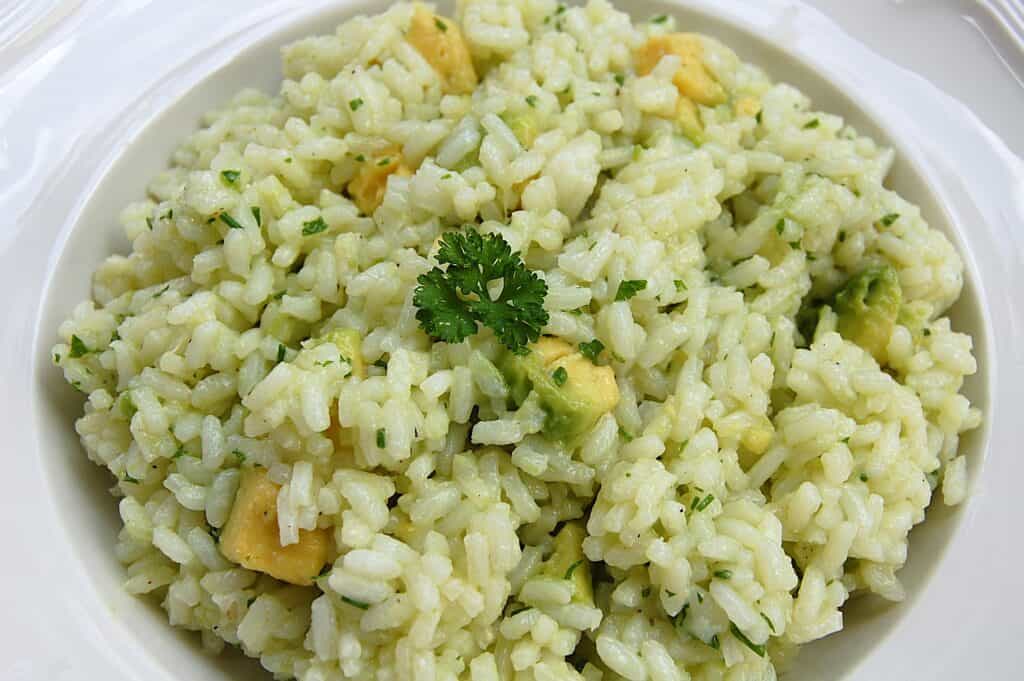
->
(53, 1, 981, 679)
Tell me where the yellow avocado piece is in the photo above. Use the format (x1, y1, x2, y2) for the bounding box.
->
(220, 468, 331, 586)
(316, 327, 366, 379)
(635, 34, 727, 107)
(347, 149, 411, 215)
(542, 522, 593, 605)
(502, 337, 620, 442)
(406, 4, 478, 95)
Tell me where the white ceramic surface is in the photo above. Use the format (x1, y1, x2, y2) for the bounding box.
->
(1, 1, 1023, 680)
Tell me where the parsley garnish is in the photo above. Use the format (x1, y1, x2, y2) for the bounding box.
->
(838, 230, 846, 242)
(233, 449, 247, 464)
(651, 14, 668, 23)
(277, 344, 286, 363)
(302, 217, 328, 236)
(172, 444, 188, 459)
(713, 569, 733, 580)
(122, 472, 140, 484)
(578, 339, 604, 362)
(674, 602, 690, 628)
(341, 596, 370, 610)
(641, 586, 651, 598)
(163, 209, 173, 220)
(434, 17, 448, 32)
(860, 472, 869, 482)
(755, 109, 762, 124)
(413, 229, 549, 354)
(880, 213, 899, 227)
(614, 74, 625, 86)
(618, 426, 634, 442)
(355, 154, 366, 162)
(730, 623, 766, 657)
(709, 634, 720, 650)
(221, 169, 241, 185)
(775, 218, 785, 235)
(376, 429, 387, 449)
(803, 119, 820, 129)
(53, 353, 61, 364)
(615, 279, 647, 301)
(251, 206, 262, 226)
(349, 98, 363, 111)
(674, 279, 687, 292)
(525, 95, 538, 108)
(564, 559, 584, 580)
(219, 213, 244, 230)
(760, 612, 776, 633)
(552, 366, 568, 386)
(441, 173, 453, 180)
(146, 217, 154, 230)
(377, 157, 392, 166)
(69, 335, 91, 358)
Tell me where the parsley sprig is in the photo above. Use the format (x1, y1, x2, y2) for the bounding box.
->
(413, 229, 548, 354)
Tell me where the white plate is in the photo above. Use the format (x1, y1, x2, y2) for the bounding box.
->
(2, 1, 1023, 679)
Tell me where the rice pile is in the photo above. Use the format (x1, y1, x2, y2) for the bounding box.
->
(53, 1, 981, 679)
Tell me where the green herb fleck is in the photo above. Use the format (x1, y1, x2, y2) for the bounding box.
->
(122, 472, 140, 484)
(172, 445, 188, 460)
(221, 169, 241, 185)
(377, 157, 392, 167)
(525, 95, 538, 108)
(713, 569, 733, 580)
(341, 596, 370, 610)
(618, 426, 634, 442)
(69, 335, 91, 358)
(163, 209, 173, 220)
(552, 366, 568, 386)
(376, 428, 387, 449)
(860, 472, 869, 482)
(355, 154, 366, 162)
(651, 14, 668, 23)
(284, 157, 293, 164)
(251, 206, 262, 226)
(755, 109, 762, 124)
(53, 353, 61, 364)
(838, 230, 846, 243)
(693, 493, 715, 512)
(277, 344, 286, 363)
(564, 559, 584, 580)
(641, 586, 651, 598)
(803, 118, 820, 129)
(775, 218, 785, 235)
(441, 173, 453, 180)
(302, 217, 328, 236)
(615, 279, 647, 301)
(555, 4, 566, 14)
(434, 17, 447, 32)
(413, 228, 549, 354)
(233, 449, 247, 464)
(578, 339, 605, 362)
(673, 602, 690, 627)
(730, 623, 766, 657)
(923, 328, 932, 337)
(674, 279, 687, 292)
(880, 213, 899, 227)
(373, 358, 388, 369)
(708, 634, 720, 650)
(760, 612, 777, 634)
(614, 74, 625, 87)
(220, 213, 244, 230)
(146, 217, 154, 230)
(271, 290, 286, 300)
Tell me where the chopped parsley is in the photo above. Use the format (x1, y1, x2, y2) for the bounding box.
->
(413, 228, 548, 354)
(614, 74, 625, 87)
(775, 218, 785, 235)
(377, 157, 392, 166)
(555, 3, 566, 14)
(341, 596, 370, 610)
(564, 559, 584, 580)
(730, 623, 766, 657)
(441, 173, 453, 180)
(651, 14, 668, 23)
(615, 279, 647, 301)
(838, 230, 846, 242)
(53, 353, 61, 364)
(713, 569, 733, 580)
(708, 634, 720, 650)
(641, 586, 651, 598)
(552, 366, 568, 386)
(434, 17, 448, 32)
(219, 213, 244, 230)
(860, 472, 869, 482)
(251, 206, 262, 226)
(233, 449, 247, 464)
(618, 426, 634, 442)
(376, 428, 387, 449)
(578, 339, 605, 362)
(146, 217, 154, 230)
(277, 344, 286, 363)
(673, 602, 690, 628)
(172, 444, 188, 460)
(880, 212, 900, 227)
(760, 612, 777, 634)
(121, 472, 140, 484)
(69, 335, 91, 358)
(355, 154, 366, 162)
(284, 157, 293, 164)
(803, 118, 820, 129)
(349, 98, 364, 111)
(755, 109, 763, 124)
(693, 493, 715, 512)
(302, 217, 328, 236)
(674, 279, 687, 292)
(525, 95, 538, 108)
(220, 169, 241, 185)
(163, 209, 173, 220)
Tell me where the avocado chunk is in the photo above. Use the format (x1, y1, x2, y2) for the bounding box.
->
(834, 265, 902, 363)
(315, 327, 365, 379)
(541, 522, 593, 605)
(500, 337, 619, 442)
(500, 108, 540, 149)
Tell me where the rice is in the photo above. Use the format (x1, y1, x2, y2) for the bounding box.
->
(52, 1, 981, 680)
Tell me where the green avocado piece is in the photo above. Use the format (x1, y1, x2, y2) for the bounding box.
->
(315, 327, 365, 378)
(500, 339, 618, 443)
(541, 522, 593, 605)
(834, 265, 902, 363)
